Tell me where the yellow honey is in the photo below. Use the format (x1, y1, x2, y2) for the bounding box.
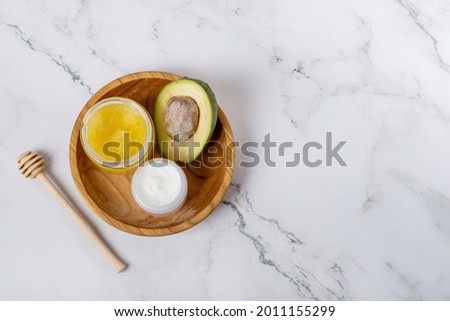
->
(87, 103, 147, 161)
(81, 97, 154, 174)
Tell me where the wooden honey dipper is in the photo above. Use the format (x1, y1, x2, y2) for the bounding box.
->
(18, 151, 127, 273)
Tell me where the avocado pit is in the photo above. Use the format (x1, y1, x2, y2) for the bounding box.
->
(163, 96, 199, 142)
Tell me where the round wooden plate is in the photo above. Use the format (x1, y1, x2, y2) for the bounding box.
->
(69, 71, 235, 236)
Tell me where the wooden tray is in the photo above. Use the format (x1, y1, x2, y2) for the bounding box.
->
(69, 71, 235, 236)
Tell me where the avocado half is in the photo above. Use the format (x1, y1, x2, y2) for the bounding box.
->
(154, 77, 218, 163)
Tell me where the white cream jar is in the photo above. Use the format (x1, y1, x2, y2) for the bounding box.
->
(131, 158, 188, 216)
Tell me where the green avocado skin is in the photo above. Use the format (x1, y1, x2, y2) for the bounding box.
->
(154, 77, 219, 162)
(182, 77, 218, 141)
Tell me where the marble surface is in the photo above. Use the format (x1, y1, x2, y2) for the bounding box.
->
(1, 0, 450, 300)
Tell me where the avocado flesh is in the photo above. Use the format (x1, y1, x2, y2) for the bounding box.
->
(154, 78, 218, 163)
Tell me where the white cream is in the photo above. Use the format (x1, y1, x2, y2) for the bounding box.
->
(139, 165, 181, 206)
(131, 158, 188, 216)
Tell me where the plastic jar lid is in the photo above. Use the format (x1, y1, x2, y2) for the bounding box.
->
(131, 158, 188, 216)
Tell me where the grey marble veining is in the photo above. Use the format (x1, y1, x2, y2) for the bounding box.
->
(1, 0, 450, 300)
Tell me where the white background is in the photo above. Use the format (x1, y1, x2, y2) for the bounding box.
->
(2, 301, 450, 320)
(1, 0, 450, 300)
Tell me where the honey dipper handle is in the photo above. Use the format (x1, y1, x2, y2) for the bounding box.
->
(37, 173, 127, 273)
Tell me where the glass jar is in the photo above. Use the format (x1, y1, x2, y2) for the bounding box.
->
(131, 158, 188, 216)
(80, 97, 154, 174)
